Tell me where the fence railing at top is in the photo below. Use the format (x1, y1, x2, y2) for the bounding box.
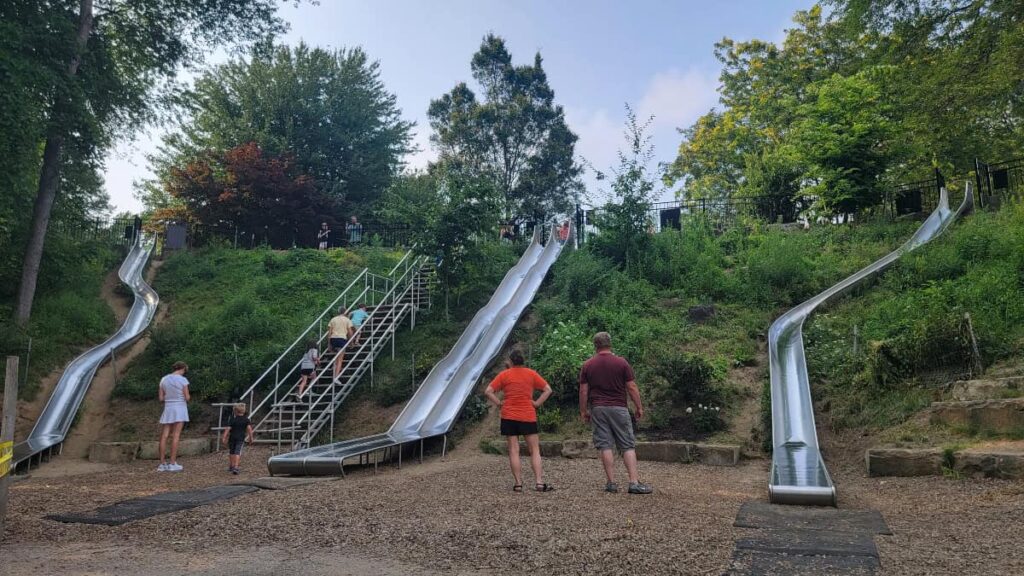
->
(576, 168, 970, 243)
(49, 216, 141, 246)
(975, 157, 1024, 209)
(184, 221, 413, 250)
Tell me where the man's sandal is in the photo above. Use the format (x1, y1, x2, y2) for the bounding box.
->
(535, 483, 555, 492)
(512, 484, 523, 492)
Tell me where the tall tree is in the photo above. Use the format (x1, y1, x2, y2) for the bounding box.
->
(591, 107, 658, 271)
(9, 0, 290, 326)
(166, 142, 328, 248)
(149, 42, 413, 217)
(428, 34, 583, 225)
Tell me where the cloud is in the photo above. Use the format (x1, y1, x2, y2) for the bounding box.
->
(637, 67, 719, 131)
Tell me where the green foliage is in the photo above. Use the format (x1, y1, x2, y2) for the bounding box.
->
(643, 350, 726, 434)
(147, 41, 412, 217)
(536, 406, 563, 433)
(791, 70, 896, 215)
(116, 246, 402, 402)
(805, 202, 1024, 428)
(667, 2, 1024, 216)
(0, 240, 118, 399)
(428, 34, 583, 224)
(589, 107, 657, 270)
(532, 320, 593, 405)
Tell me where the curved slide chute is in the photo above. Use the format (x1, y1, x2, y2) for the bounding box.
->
(12, 237, 158, 468)
(768, 185, 974, 506)
(268, 224, 571, 475)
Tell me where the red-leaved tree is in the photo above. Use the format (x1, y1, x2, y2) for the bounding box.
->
(167, 142, 334, 248)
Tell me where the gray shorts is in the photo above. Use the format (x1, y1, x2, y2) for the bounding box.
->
(591, 405, 636, 451)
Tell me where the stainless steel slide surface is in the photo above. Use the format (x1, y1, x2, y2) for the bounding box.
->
(768, 186, 973, 506)
(12, 238, 158, 467)
(268, 225, 569, 475)
(388, 231, 544, 436)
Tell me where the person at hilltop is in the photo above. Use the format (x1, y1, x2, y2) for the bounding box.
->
(558, 220, 570, 243)
(346, 215, 363, 246)
(317, 222, 331, 250)
(350, 304, 370, 346)
(157, 361, 190, 472)
(327, 307, 355, 379)
(579, 332, 653, 494)
(483, 349, 555, 492)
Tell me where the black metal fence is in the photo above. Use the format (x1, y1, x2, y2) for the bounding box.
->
(575, 165, 977, 244)
(181, 221, 414, 250)
(975, 157, 1024, 209)
(49, 215, 141, 245)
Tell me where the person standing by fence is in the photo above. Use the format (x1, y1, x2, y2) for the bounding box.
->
(346, 216, 363, 246)
(317, 222, 331, 250)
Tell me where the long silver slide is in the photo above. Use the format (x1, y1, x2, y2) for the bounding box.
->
(12, 237, 158, 468)
(768, 185, 973, 506)
(268, 225, 570, 475)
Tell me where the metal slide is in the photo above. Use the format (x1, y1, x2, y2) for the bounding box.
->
(769, 185, 974, 506)
(12, 237, 158, 468)
(268, 224, 570, 475)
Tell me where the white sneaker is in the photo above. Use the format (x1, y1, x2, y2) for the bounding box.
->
(156, 463, 168, 472)
(167, 463, 183, 472)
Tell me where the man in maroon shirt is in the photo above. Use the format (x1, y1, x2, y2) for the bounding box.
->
(578, 331, 653, 494)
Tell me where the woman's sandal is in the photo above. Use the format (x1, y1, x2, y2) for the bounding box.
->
(535, 483, 555, 492)
(512, 484, 523, 492)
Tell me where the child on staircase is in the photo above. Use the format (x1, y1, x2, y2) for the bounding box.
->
(297, 340, 319, 398)
(221, 403, 253, 475)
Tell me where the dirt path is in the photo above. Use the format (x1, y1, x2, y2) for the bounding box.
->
(58, 261, 165, 459)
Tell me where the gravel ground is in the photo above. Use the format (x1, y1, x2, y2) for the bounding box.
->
(3, 443, 1024, 575)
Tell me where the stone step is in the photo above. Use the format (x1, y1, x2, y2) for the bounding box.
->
(929, 398, 1024, 434)
(89, 438, 219, 463)
(483, 439, 740, 466)
(866, 444, 1024, 480)
(946, 376, 1023, 401)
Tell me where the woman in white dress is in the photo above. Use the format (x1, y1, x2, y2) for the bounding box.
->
(157, 361, 191, 472)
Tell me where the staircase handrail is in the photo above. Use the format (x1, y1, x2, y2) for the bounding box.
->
(237, 247, 414, 406)
(299, 300, 415, 445)
(289, 257, 423, 432)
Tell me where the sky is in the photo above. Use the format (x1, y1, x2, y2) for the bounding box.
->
(103, 0, 814, 213)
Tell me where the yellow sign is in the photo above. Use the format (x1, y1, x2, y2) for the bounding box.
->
(0, 440, 12, 478)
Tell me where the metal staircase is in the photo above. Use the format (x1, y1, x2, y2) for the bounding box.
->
(214, 250, 436, 450)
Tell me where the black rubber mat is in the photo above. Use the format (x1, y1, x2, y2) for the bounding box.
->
(727, 502, 891, 575)
(734, 502, 892, 535)
(46, 485, 258, 526)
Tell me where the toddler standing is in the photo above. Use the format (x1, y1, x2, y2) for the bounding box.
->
(221, 403, 254, 474)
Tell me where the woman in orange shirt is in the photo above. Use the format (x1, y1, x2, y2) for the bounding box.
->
(484, 349, 554, 492)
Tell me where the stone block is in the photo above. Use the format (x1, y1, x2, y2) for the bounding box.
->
(692, 443, 740, 466)
(138, 437, 215, 460)
(561, 439, 598, 459)
(482, 439, 562, 458)
(948, 378, 1022, 401)
(88, 442, 139, 464)
(954, 451, 1024, 480)
(865, 448, 944, 477)
(930, 399, 1024, 434)
(634, 441, 693, 463)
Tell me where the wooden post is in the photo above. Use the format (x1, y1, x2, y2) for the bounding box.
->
(1, 356, 21, 534)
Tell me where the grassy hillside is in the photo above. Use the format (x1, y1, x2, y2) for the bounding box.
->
(806, 201, 1024, 429)
(0, 237, 119, 399)
(116, 246, 404, 404)
(510, 218, 922, 443)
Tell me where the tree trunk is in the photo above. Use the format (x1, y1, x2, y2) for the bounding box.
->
(12, 0, 94, 326)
